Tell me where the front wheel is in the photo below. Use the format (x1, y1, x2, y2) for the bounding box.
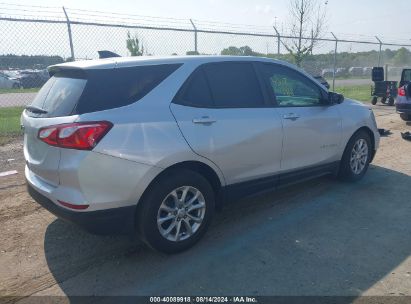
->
(137, 170, 215, 254)
(339, 131, 372, 182)
(371, 97, 377, 105)
(388, 97, 395, 106)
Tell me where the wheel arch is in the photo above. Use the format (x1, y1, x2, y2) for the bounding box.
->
(137, 160, 224, 213)
(346, 126, 376, 162)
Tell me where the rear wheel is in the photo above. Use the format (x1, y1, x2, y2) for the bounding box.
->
(137, 169, 215, 254)
(339, 131, 372, 182)
(371, 97, 377, 105)
(381, 97, 387, 104)
(388, 97, 395, 106)
(400, 113, 411, 121)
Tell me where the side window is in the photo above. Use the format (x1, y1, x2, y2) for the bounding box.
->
(260, 64, 324, 107)
(203, 62, 264, 108)
(177, 68, 213, 107)
(76, 64, 181, 114)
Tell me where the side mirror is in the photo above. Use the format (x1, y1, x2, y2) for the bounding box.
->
(328, 92, 344, 105)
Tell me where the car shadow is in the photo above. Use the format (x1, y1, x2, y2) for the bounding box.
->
(44, 164, 411, 299)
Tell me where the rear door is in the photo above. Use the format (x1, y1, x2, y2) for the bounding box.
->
(22, 72, 87, 186)
(170, 61, 283, 185)
(400, 69, 411, 87)
(257, 63, 342, 173)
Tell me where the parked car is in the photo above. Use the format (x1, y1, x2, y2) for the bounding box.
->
(17, 70, 49, 88)
(321, 68, 334, 78)
(22, 56, 380, 253)
(349, 67, 363, 77)
(312, 75, 330, 89)
(396, 68, 411, 121)
(363, 67, 372, 77)
(0, 73, 20, 89)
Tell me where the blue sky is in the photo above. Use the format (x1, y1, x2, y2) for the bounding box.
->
(7, 0, 411, 42)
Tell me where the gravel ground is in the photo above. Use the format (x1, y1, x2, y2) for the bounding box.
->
(0, 104, 411, 301)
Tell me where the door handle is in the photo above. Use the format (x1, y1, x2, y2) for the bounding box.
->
(282, 113, 300, 120)
(192, 116, 217, 125)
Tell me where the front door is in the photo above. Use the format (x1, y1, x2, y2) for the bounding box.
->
(258, 63, 342, 172)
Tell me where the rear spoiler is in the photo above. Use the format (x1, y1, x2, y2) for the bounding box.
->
(47, 51, 121, 76)
(98, 50, 121, 59)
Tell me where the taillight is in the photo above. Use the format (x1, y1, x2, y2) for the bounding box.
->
(398, 87, 406, 97)
(38, 121, 112, 150)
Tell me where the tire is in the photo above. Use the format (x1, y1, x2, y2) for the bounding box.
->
(371, 97, 377, 105)
(381, 97, 387, 104)
(339, 130, 372, 182)
(137, 169, 215, 254)
(400, 113, 411, 121)
(388, 97, 395, 106)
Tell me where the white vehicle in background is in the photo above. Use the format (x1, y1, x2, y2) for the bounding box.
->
(0, 72, 20, 89)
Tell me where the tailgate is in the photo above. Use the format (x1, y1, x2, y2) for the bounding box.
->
(22, 111, 78, 186)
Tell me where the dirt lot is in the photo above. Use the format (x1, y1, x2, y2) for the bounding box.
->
(0, 104, 411, 301)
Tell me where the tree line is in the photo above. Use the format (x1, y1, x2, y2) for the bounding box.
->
(220, 46, 411, 72)
(0, 54, 65, 70)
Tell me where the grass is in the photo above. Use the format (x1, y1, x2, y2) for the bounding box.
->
(0, 106, 24, 145)
(0, 88, 39, 94)
(333, 84, 372, 103)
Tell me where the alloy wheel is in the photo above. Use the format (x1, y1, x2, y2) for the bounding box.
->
(157, 186, 206, 242)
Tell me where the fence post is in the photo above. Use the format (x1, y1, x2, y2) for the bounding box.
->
(273, 26, 281, 55)
(63, 7, 75, 60)
(375, 36, 382, 67)
(190, 19, 198, 54)
(331, 32, 338, 92)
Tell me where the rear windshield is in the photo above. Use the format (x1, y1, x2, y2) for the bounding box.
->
(26, 64, 181, 117)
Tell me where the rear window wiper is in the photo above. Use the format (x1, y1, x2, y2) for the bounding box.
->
(25, 105, 48, 114)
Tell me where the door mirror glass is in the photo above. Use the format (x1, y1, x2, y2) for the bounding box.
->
(328, 92, 344, 105)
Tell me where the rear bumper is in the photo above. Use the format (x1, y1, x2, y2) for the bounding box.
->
(27, 182, 136, 235)
(396, 103, 411, 114)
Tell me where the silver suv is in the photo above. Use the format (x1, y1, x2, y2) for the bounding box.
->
(22, 56, 380, 253)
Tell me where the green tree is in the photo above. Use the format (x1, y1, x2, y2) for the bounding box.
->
(392, 47, 411, 66)
(186, 51, 200, 55)
(280, 0, 327, 67)
(221, 46, 259, 56)
(126, 31, 144, 56)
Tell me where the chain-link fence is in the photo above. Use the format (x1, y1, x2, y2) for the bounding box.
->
(1, 4, 411, 143)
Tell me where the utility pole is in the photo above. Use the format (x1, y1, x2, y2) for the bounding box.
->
(273, 26, 281, 55)
(63, 7, 75, 61)
(331, 32, 338, 91)
(375, 36, 383, 67)
(190, 19, 198, 54)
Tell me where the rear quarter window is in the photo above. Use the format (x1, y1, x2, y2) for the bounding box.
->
(76, 64, 181, 114)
